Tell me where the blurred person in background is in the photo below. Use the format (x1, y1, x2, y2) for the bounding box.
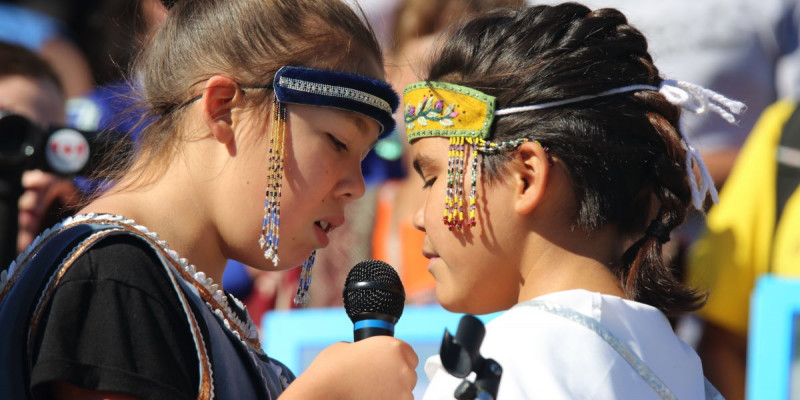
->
(688, 99, 800, 400)
(0, 3, 92, 98)
(0, 41, 79, 267)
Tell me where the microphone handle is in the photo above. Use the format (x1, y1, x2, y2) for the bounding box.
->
(353, 313, 397, 341)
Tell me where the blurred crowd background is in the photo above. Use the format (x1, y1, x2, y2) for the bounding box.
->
(2, 1, 799, 399)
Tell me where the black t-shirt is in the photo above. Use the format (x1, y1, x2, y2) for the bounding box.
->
(28, 234, 201, 400)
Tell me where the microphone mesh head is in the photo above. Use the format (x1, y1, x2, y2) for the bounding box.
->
(343, 260, 405, 321)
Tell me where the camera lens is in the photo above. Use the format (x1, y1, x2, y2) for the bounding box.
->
(0, 113, 36, 169)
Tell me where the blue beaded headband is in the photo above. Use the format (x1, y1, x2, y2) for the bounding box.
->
(170, 66, 400, 138)
(273, 66, 399, 138)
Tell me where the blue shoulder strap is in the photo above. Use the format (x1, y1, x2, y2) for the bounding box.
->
(0, 223, 111, 399)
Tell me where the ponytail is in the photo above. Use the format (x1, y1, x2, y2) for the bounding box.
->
(619, 120, 706, 316)
(621, 217, 706, 317)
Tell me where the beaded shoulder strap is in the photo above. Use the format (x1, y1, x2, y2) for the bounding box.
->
(521, 300, 722, 400)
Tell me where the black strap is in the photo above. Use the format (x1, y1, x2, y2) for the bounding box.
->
(772, 105, 800, 271)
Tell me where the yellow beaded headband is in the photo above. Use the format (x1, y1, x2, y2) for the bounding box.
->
(404, 82, 504, 230)
(403, 80, 746, 230)
(404, 81, 496, 141)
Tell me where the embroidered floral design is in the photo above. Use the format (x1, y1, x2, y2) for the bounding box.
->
(405, 95, 459, 130)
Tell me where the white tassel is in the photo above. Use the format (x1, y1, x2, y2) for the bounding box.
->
(657, 80, 743, 209)
(658, 80, 747, 125)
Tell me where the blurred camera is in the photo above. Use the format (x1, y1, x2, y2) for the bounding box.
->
(0, 112, 124, 176)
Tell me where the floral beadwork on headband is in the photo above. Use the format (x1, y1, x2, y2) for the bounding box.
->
(404, 82, 502, 230)
(404, 82, 496, 141)
(405, 97, 459, 129)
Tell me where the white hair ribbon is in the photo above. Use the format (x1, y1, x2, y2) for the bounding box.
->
(495, 80, 746, 210)
(656, 80, 745, 209)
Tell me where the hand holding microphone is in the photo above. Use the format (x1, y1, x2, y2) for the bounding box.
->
(281, 260, 418, 400)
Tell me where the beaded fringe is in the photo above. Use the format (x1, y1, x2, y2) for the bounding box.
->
(293, 250, 316, 307)
(259, 99, 286, 266)
(255, 99, 316, 307)
(441, 137, 531, 230)
(444, 137, 484, 230)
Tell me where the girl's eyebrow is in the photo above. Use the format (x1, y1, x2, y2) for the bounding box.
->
(330, 111, 380, 153)
(336, 111, 379, 150)
(413, 153, 437, 177)
(341, 111, 369, 134)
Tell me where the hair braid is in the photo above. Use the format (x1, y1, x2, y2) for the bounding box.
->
(618, 102, 706, 315)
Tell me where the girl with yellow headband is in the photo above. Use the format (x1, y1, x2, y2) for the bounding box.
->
(406, 3, 741, 399)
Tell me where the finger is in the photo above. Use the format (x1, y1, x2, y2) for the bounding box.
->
(18, 189, 40, 214)
(20, 169, 52, 188)
(405, 344, 419, 367)
(389, 339, 419, 367)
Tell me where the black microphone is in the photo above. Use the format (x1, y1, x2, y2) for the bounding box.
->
(343, 260, 405, 341)
(0, 112, 131, 177)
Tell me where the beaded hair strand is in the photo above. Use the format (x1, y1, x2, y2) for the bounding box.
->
(258, 95, 320, 307)
(294, 250, 316, 306)
(443, 136, 486, 230)
(259, 97, 286, 266)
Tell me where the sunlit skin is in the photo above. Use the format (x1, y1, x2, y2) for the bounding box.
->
(411, 136, 627, 315)
(83, 75, 380, 284)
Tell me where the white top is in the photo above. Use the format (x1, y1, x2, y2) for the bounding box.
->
(423, 290, 712, 399)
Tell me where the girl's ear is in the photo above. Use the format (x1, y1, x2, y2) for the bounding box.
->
(511, 141, 550, 216)
(201, 75, 240, 144)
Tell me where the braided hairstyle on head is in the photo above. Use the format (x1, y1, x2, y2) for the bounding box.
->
(428, 2, 705, 316)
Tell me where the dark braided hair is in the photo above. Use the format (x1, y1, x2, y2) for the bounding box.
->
(428, 2, 705, 316)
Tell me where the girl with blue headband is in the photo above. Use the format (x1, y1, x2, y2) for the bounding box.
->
(0, 0, 417, 399)
(407, 3, 742, 399)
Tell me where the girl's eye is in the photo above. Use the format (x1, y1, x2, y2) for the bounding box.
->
(422, 177, 436, 189)
(327, 134, 348, 152)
